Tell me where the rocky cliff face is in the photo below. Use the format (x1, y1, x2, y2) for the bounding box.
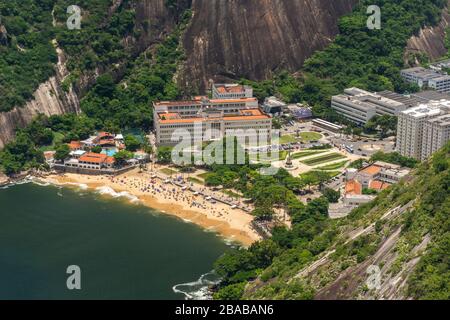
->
(178, 0, 358, 92)
(406, 1, 450, 62)
(133, 0, 191, 53)
(0, 46, 79, 149)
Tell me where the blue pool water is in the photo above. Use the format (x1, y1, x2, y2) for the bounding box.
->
(101, 148, 118, 157)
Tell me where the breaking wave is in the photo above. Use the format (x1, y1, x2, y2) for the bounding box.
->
(0, 178, 32, 189)
(172, 271, 221, 300)
(95, 186, 140, 204)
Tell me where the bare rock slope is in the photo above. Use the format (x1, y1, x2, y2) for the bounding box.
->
(406, 1, 450, 62)
(179, 0, 358, 91)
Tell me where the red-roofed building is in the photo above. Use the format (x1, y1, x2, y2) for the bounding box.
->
(369, 180, 391, 191)
(212, 83, 253, 99)
(152, 84, 272, 145)
(78, 152, 115, 169)
(68, 141, 83, 151)
(93, 132, 115, 145)
(345, 179, 362, 195)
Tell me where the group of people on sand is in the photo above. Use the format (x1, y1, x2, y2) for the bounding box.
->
(99, 173, 243, 221)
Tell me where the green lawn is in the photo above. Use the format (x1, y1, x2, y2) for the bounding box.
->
(316, 160, 349, 170)
(279, 132, 322, 144)
(302, 153, 347, 166)
(300, 132, 322, 141)
(279, 135, 297, 144)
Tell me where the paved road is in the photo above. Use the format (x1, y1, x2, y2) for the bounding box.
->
(329, 136, 395, 156)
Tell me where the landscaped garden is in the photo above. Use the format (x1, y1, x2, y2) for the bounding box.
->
(316, 160, 349, 170)
(291, 150, 328, 160)
(301, 153, 347, 166)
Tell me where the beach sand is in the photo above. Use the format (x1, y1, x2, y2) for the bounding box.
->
(43, 168, 260, 246)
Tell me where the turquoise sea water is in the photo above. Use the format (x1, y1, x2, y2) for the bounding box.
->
(0, 182, 230, 300)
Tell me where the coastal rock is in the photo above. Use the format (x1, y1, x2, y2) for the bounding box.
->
(0, 172, 9, 186)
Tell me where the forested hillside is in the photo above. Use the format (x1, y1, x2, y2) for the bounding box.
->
(213, 142, 449, 300)
(0, 0, 57, 112)
(0, 0, 190, 173)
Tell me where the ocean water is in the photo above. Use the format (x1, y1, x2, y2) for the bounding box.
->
(0, 182, 230, 300)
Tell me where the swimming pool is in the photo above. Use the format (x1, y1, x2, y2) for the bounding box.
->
(101, 148, 118, 157)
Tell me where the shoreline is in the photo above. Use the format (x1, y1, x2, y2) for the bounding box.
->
(41, 169, 261, 246)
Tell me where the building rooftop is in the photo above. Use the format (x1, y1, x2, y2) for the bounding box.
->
(209, 98, 257, 104)
(68, 141, 83, 150)
(154, 97, 257, 108)
(338, 87, 405, 109)
(411, 90, 450, 102)
(401, 67, 446, 80)
(345, 179, 362, 195)
(369, 180, 391, 191)
(401, 102, 445, 118)
(264, 96, 286, 107)
(213, 84, 250, 94)
(426, 114, 450, 127)
(79, 153, 115, 164)
(359, 164, 382, 176)
(158, 108, 270, 124)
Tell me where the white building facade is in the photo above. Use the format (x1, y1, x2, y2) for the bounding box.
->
(400, 67, 450, 93)
(331, 88, 406, 124)
(153, 86, 271, 146)
(396, 101, 450, 160)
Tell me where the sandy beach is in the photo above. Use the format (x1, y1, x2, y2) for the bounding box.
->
(42, 168, 260, 246)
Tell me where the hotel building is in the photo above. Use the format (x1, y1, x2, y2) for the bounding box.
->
(331, 88, 407, 124)
(396, 100, 450, 160)
(153, 88, 272, 146)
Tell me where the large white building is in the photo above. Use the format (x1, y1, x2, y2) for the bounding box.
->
(331, 88, 407, 124)
(153, 87, 272, 146)
(396, 100, 450, 160)
(400, 67, 450, 93)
